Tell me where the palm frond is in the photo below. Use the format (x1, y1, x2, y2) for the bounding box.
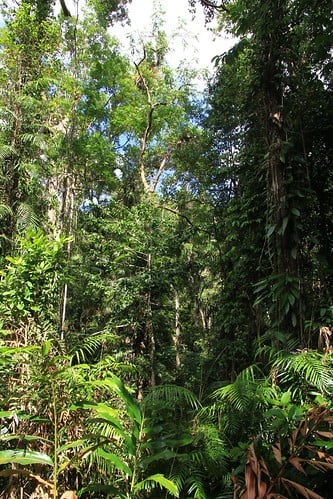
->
(255, 331, 299, 361)
(171, 467, 207, 499)
(143, 384, 201, 410)
(273, 350, 333, 394)
(187, 472, 207, 499)
(0, 145, 17, 160)
(70, 331, 117, 364)
(93, 354, 137, 376)
(0, 203, 12, 219)
(16, 202, 40, 233)
(212, 378, 255, 412)
(134, 473, 179, 497)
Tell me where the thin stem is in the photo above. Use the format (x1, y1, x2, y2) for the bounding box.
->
(52, 383, 58, 499)
(129, 416, 145, 498)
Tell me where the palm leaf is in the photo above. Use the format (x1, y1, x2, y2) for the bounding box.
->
(0, 450, 53, 466)
(144, 384, 200, 409)
(16, 202, 40, 232)
(0, 203, 12, 219)
(0, 145, 17, 160)
(92, 376, 142, 425)
(70, 332, 116, 364)
(274, 350, 332, 393)
(134, 473, 179, 497)
(96, 448, 132, 476)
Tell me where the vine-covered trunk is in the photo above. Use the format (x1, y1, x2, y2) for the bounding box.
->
(256, 0, 300, 334)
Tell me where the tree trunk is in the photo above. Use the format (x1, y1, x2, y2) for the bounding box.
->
(59, 171, 75, 339)
(173, 288, 181, 369)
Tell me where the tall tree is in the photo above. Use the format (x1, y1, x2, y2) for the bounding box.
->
(201, 0, 333, 352)
(0, 1, 59, 252)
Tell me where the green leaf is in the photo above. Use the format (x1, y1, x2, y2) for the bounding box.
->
(0, 329, 12, 336)
(0, 411, 15, 418)
(291, 208, 300, 216)
(73, 401, 136, 455)
(288, 293, 295, 306)
(0, 435, 52, 444)
(94, 376, 142, 425)
(0, 450, 53, 466)
(134, 474, 179, 497)
(72, 402, 123, 430)
(266, 225, 276, 237)
(265, 407, 286, 420)
(291, 313, 297, 327)
(96, 448, 132, 475)
(280, 216, 288, 235)
(254, 282, 268, 293)
(42, 340, 51, 356)
(280, 391, 291, 406)
(58, 439, 85, 452)
(313, 440, 333, 450)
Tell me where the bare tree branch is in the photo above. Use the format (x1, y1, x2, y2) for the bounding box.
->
(135, 55, 169, 194)
(149, 153, 170, 193)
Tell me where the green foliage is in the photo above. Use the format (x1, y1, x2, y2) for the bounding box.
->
(0, 450, 53, 466)
(71, 375, 180, 497)
(254, 273, 301, 329)
(273, 350, 333, 398)
(0, 230, 67, 332)
(231, 403, 333, 498)
(0, 0, 332, 497)
(87, 0, 131, 27)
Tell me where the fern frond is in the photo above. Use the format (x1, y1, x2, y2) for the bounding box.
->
(197, 403, 219, 423)
(170, 466, 207, 498)
(171, 466, 208, 498)
(194, 423, 228, 463)
(169, 467, 188, 490)
(212, 364, 274, 413)
(93, 354, 137, 376)
(219, 412, 242, 436)
(87, 421, 122, 441)
(216, 490, 235, 499)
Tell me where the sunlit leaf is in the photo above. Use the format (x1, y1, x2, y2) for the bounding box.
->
(0, 450, 53, 466)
